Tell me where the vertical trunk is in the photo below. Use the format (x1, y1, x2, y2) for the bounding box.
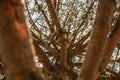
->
(59, 31, 69, 80)
(60, 35, 67, 67)
(97, 14, 120, 78)
(78, 0, 115, 80)
(0, 0, 43, 80)
(45, 0, 69, 79)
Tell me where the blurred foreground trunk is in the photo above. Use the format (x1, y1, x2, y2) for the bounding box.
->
(0, 0, 43, 80)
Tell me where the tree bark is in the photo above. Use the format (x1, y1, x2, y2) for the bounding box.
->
(77, 0, 115, 80)
(97, 14, 120, 79)
(0, 0, 43, 80)
(45, 0, 69, 79)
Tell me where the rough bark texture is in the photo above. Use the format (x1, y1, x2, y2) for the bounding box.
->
(0, 0, 43, 80)
(77, 0, 115, 80)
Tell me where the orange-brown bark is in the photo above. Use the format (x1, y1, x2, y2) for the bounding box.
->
(97, 14, 120, 78)
(45, 0, 69, 79)
(78, 0, 115, 80)
(45, 0, 61, 29)
(0, 0, 43, 80)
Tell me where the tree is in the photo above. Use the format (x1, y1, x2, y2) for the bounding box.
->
(25, 0, 92, 79)
(0, 0, 43, 80)
(0, 0, 120, 80)
(78, 0, 116, 80)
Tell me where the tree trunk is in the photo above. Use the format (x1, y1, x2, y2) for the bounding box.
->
(97, 14, 120, 79)
(77, 0, 115, 80)
(0, 0, 43, 80)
